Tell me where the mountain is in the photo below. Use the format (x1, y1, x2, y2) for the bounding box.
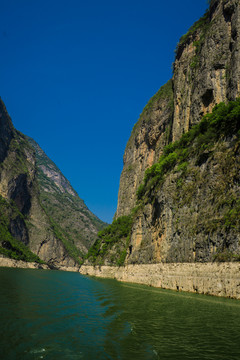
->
(85, 0, 240, 266)
(0, 100, 106, 268)
(27, 137, 106, 254)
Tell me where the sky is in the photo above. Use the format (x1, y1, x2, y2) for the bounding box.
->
(0, 0, 208, 223)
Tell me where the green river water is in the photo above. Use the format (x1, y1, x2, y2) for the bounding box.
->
(0, 267, 240, 359)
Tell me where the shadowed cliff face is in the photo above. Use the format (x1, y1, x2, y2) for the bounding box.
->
(117, 0, 240, 219)
(0, 103, 106, 267)
(0, 122, 77, 266)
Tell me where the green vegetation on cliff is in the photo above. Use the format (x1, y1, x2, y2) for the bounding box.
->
(137, 99, 240, 203)
(0, 196, 43, 263)
(86, 99, 240, 266)
(177, 9, 210, 50)
(141, 79, 174, 115)
(47, 215, 84, 265)
(0, 100, 107, 267)
(105, 0, 240, 265)
(131, 98, 240, 263)
(175, 7, 211, 70)
(130, 80, 173, 139)
(85, 215, 133, 266)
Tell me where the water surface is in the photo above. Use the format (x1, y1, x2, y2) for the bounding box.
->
(0, 267, 240, 359)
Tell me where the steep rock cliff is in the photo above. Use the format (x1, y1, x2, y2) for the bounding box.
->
(172, 0, 240, 140)
(117, 0, 240, 218)
(116, 80, 173, 217)
(0, 100, 106, 267)
(87, 0, 240, 267)
(27, 137, 106, 254)
(128, 103, 240, 264)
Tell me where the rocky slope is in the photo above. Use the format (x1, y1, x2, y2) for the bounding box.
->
(86, 0, 240, 267)
(27, 137, 106, 254)
(0, 100, 106, 268)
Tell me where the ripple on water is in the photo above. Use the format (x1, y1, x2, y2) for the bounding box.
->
(0, 268, 240, 360)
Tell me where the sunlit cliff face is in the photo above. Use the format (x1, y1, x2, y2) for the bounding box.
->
(112, 0, 240, 266)
(117, 0, 240, 219)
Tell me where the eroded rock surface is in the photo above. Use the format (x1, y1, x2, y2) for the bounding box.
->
(117, 0, 240, 218)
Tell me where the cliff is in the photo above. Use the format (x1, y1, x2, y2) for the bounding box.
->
(117, 0, 240, 218)
(27, 137, 106, 254)
(116, 80, 174, 217)
(0, 100, 106, 268)
(86, 0, 240, 267)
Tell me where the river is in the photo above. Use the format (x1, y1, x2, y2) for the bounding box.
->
(0, 267, 240, 359)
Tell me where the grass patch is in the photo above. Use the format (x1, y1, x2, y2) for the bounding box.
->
(85, 215, 133, 266)
(213, 250, 240, 262)
(224, 199, 240, 229)
(177, 10, 210, 49)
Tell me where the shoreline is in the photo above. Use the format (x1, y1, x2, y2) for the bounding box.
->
(0, 256, 80, 272)
(80, 262, 240, 300)
(1, 256, 240, 299)
(0, 256, 50, 270)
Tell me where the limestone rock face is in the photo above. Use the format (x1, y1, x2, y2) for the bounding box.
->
(28, 138, 76, 196)
(115, 0, 240, 265)
(117, 0, 240, 219)
(79, 263, 240, 299)
(172, 0, 240, 141)
(116, 80, 174, 217)
(126, 139, 240, 264)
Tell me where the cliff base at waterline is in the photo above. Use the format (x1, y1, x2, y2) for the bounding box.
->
(80, 262, 240, 299)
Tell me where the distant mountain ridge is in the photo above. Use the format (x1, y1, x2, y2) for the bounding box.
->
(27, 136, 107, 254)
(0, 99, 106, 268)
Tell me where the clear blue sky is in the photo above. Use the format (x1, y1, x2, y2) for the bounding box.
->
(1, 0, 208, 223)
